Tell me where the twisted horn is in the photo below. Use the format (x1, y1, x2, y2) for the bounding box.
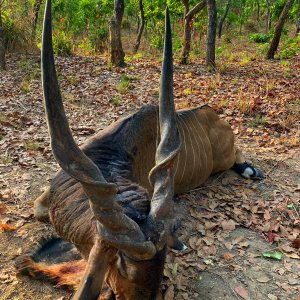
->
(148, 7, 181, 250)
(42, 0, 155, 260)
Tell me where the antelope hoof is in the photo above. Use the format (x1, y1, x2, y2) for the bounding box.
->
(34, 200, 49, 222)
(34, 204, 49, 222)
(233, 163, 264, 180)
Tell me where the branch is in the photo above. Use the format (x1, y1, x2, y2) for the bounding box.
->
(186, 0, 206, 20)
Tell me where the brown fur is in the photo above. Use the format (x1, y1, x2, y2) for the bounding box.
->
(27, 105, 252, 299)
(15, 255, 85, 287)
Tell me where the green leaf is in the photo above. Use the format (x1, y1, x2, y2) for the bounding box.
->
(171, 263, 178, 276)
(287, 204, 294, 209)
(262, 251, 282, 260)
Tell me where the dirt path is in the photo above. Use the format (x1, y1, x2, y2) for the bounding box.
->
(0, 54, 299, 300)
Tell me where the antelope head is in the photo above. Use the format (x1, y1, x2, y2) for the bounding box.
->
(42, 1, 181, 299)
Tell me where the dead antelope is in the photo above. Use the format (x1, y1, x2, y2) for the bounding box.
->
(16, 1, 263, 299)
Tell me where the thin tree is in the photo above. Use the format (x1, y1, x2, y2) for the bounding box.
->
(266, 0, 294, 59)
(133, 0, 145, 53)
(206, 0, 217, 69)
(296, 0, 300, 34)
(0, 0, 5, 70)
(109, 0, 125, 67)
(265, 0, 273, 33)
(218, 0, 231, 38)
(32, 0, 43, 39)
(256, 0, 260, 23)
(180, 0, 206, 64)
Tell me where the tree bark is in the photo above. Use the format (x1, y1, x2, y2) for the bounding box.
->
(256, 0, 260, 23)
(133, 0, 145, 53)
(266, 0, 294, 59)
(218, 0, 231, 38)
(206, 0, 217, 68)
(109, 0, 125, 67)
(296, 0, 300, 34)
(265, 0, 273, 33)
(180, 0, 206, 64)
(0, 2, 6, 70)
(32, 0, 43, 39)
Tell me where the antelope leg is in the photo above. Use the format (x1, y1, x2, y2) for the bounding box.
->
(33, 187, 50, 221)
(72, 239, 116, 300)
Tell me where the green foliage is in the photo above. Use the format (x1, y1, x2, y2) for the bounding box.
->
(151, 34, 164, 50)
(2, 16, 30, 51)
(117, 74, 130, 94)
(1, 0, 299, 62)
(249, 115, 268, 128)
(262, 251, 282, 260)
(257, 43, 270, 56)
(53, 31, 72, 56)
(111, 95, 121, 106)
(277, 36, 300, 59)
(172, 32, 182, 53)
(249, 33, 271, 43)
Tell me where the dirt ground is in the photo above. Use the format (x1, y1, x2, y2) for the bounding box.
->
(0, 53, 299, 300)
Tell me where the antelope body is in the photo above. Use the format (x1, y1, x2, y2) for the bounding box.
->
(17, 2, 263, 300)
(36, 104, 238, 253)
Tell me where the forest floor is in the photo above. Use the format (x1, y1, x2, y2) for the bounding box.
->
(0, 52, 299, 300)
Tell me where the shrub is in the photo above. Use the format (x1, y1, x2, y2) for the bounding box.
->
(3, 17, 31, 52)
(53, 31, 72, 56)
(151, 34, 164, 50)
(249, 33, 270, 43)
(278, 36, 300, 59)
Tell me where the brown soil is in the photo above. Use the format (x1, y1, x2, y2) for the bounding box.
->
(0, 54, 299, 300)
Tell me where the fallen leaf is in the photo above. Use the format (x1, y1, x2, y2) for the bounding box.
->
(283, 252, 300, 259)
(204, 221, 218, 230)
(291, 239, 300, 249)
(221, 219, 236, 231)
(0, 203, 7, 214)
(223, 252, 235, 261)
(0, 223, 17, 232)
(203, 245, 217, 256)
(164, 285, 174, 300)
(257, 275, 270, 283)
(234, 286, 249, 300)
(266, 232, 279, 243)
(189, 236, 202, 250)
(267, 294, 278, 300)
(280, 244, 295, 253)
(262, 251, 282, 260)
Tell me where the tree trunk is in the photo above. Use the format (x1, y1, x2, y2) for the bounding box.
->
(133, 0, 145, 53)
(181, 0, 190, 64)
(266, 0, 273, 33)
(296, 0, 300, 34)
(180, 0, 206, 64)
(109, 0, 125, 67)
(0, 3, 6, 70)
(256, 0, 260, 23)
(206, 0, 217, 69)
(266, 0, 294, 59)
(32, 0, 43, 40)
(218, 0, 231, 38)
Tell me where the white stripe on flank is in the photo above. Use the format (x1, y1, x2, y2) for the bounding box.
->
(191, 110, 208, 176)
(179, 113, 196, 185)
(202, 111, 222, 158)
(177, 114, 187, 185)
(184, 112, 202, 180)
